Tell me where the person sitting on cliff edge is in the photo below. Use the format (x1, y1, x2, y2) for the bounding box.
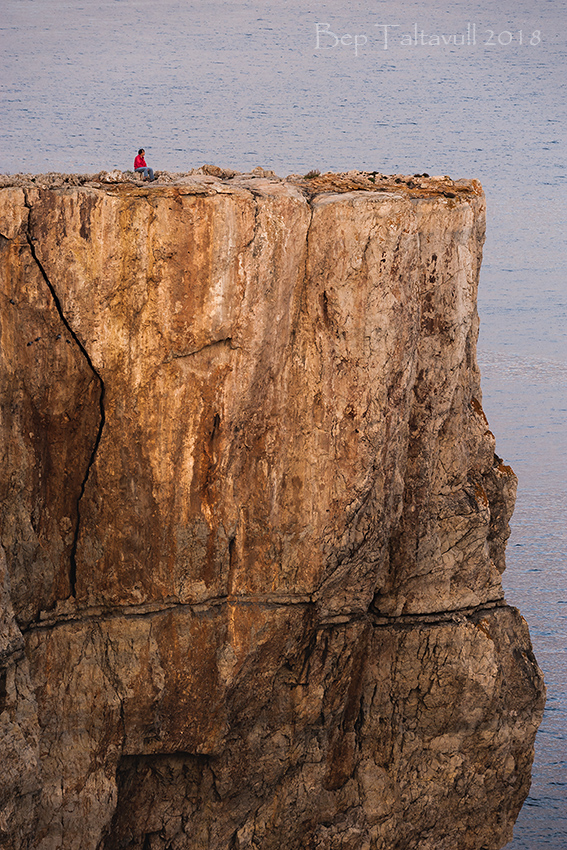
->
(134, 148, 155, 181)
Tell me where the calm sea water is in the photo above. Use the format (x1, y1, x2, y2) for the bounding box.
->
(1, 1, 566, 846)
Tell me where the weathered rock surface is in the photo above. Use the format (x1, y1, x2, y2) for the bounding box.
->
(0, 170, 545, 850)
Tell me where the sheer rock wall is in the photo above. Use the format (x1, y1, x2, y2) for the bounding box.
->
(0, 171, 545, 850)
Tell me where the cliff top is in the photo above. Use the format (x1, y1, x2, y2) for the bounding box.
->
(0, 165, 482, 200)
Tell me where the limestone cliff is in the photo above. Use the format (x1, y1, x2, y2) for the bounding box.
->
(0, 169, 545, 850)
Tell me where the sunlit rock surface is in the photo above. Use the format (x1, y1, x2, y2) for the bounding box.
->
(0, 169, 545, 850)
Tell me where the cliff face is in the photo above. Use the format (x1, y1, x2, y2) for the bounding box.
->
(0, 171, 545, 850)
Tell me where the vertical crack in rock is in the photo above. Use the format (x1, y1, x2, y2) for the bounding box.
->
(23, 193, 105, 598)
(249, 190, 261, 248)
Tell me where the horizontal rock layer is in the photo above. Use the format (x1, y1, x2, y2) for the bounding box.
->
(0, 171, 544, 850)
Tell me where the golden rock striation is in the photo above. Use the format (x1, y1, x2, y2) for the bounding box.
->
(0, 170, 544, 850)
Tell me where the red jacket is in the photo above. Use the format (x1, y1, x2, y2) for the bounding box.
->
(134, 154, 146, 169)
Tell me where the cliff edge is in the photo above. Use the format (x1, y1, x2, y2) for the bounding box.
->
(0, 169, 545, 850)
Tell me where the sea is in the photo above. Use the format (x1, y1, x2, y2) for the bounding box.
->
(1, 1, 565, 847)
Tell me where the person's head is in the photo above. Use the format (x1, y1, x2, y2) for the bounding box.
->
(138, 148, 145, 156)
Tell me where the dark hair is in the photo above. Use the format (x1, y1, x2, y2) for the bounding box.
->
(138, 148, 144, 155)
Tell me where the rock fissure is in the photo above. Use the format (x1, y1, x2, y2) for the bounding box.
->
(24, 594, 318, 631)
(23, 190, 106, 600)
(163, 337, 234, 364)
(371, 599, 508, 627)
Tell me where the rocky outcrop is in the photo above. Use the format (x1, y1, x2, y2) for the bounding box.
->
(0, 170, 544, 850)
